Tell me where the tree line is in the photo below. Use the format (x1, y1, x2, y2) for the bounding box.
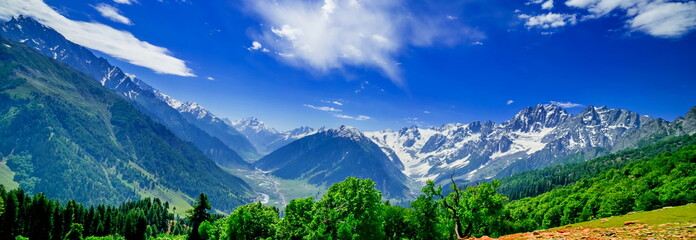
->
(0, 187, 188, 240)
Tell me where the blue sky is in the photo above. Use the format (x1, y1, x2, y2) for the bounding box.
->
(1, 0, 695, 131)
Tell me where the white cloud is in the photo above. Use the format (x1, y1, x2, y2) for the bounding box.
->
(506, 100, 514, 105)
(564, 0, 696, 38)
(550, 101, 584, 108)
(248, 41, 263, 51)
(0, 0, 195, 77)
(565, 0, 640, 16)
(629, 1, 696, 38)
(206, 76, 215, 80)
(94, 4, 132, 25)
(322, 100, 344, 106)
(334, 114, 371, 120)
(519, 12, 578, 29)
(423, 110, 430, 114)
(304, 104, 342, 112)
(113, 0, 136, 5)
(248, 0, 483, 86)
(528, 0, 555, 9)
(542, 0, 555, 9)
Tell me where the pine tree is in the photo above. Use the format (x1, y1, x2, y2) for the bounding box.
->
(0, 192, 20, 240)
(187, 193, 211, 240)
(63, 223, 83, 240)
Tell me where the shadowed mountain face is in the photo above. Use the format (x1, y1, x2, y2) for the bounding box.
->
(0, 36, 251, 212)
(254, 126, 410, 198)
(0, 16, 257, 168)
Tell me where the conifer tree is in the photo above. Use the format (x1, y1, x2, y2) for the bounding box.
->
(64, 223, 83, 240)
(188, 193, 211, 240)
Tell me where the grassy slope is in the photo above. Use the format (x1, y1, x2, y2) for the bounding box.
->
(0, 163, 19, 190)
(478, 204, 696, 240)
(558, 203, 696, 229)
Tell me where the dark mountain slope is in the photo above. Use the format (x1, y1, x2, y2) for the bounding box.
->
(255, 126, 409, 198)
(0, 16, 255, 167)
(0, 36, 251, 212)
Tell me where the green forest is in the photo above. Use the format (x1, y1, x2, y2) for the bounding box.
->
(0, 134, 694, 239)
(0, 36, 252, 212)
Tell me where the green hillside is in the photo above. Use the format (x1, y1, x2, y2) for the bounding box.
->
(502, 136, 696, 235)
(497, 133, 696, 200)
(0, 37, 251, 212)
(560, 203, 696, 229)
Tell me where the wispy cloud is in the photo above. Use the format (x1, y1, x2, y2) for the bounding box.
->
(0, 0, 195, 77)
(113, 0, 137, 5)
(520, 0, 696, 38)
(404, 117, 424, 126)
(206, 76, 215, 81)
(627, 1, 696, 38)
(334, 114, 371, 120)
(247, 0, 484, 86)
(423, 110, 431, 114)
(304, 104, 342, 112)
(94, 4, 132, 25)
(550, 101, 584, 108)
(519, 13, 577, 29)
(321, 100, 343, 106)
(506, 100, 514, 105)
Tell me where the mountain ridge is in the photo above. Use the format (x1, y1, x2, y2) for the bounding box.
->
(0, 36, 251, 211)
(0, 16, 257, 167)
(366, 104, 696, 185)
(231, 117, 316, 155)
(254, 125, 410, 198)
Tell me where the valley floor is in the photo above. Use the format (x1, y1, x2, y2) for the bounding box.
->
(224, 167, 325, 208)
(468, 203, 696, 240)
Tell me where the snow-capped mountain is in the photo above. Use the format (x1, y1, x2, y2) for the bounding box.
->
(366, 104, 696, 185)
(254, 126, 410, 198)
(0, 16, 143, 96)
(0, 16, 253, 168)
(157, 94, 261, 161)
(231, 117, 316, 155)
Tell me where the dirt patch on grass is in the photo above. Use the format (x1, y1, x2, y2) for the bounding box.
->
(467, 222, 696, 240)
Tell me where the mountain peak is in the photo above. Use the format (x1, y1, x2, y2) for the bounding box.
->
(232, 117, 279, 134)
(506, 103, 569, 132)
(234, 117, 262, 125)
(685, 106, 696, 119)
(321, 125, 366, 141)
(287, 126, 316, 137)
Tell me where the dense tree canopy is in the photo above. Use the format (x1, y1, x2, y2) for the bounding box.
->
(275, 198, 314, 240)
(0, 187, 186, 240)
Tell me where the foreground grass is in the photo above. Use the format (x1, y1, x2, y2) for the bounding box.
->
(559, 203, 696, 229)
(0, 161, 19, 190)
(469, 203, 696, 240)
